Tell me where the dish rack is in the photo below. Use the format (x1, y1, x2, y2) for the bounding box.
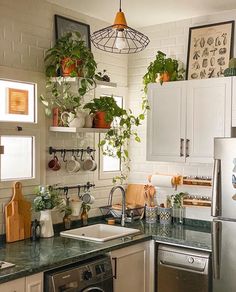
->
(99, 205, 144, 219)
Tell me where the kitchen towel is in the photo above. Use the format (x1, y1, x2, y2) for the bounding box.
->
(150, 174, 182, 188)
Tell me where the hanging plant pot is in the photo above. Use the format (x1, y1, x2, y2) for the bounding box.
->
(60, 57, 76, 77)
(94, 111, 111, 128)
(160, 72, 170, 82)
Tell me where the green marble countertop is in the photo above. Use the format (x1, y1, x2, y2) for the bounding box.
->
(0, 220, 211, 284)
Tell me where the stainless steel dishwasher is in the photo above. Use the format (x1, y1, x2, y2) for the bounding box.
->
(157, 244, 211, 292)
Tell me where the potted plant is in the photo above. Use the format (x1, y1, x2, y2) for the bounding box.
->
(60, 200, 72, 230)
(40, 78, 82, 119)
(83, 96, 126, 128)
(33, 185, 62, 237)
(84, 95, 144, 183)
(44, 31, 97, 79)
(143, 51, 184, 92)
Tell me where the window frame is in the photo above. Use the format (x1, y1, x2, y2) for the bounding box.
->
(0, 68, 41, 189)
(93, 86, 128, 185)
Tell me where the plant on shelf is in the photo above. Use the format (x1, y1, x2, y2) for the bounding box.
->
(83, 95, 126, 128)
(83, 95, 144, 183)
(40, 78, 82, 117)
(44, 31, 97, 80)
(143, 50, 185, 92)
(40, 32, 97, 119)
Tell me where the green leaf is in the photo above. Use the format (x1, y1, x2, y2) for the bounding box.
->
(135, 136, 141, 143)
(139, 114, 145, 120)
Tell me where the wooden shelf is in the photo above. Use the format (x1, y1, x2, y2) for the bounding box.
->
(49, 126, 109, 133)
(183, 198, 211, 208)
(183, 178, 212, 187)
(50, 77, 117, 88)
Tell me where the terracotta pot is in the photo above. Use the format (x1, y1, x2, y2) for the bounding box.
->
(160, 72, 170, 82)
(60, 57, 76, 77)
(76, 59, 84, 77)
(94, 111, 111, 128)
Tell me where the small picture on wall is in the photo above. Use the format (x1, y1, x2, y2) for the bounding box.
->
(8, 88, 28, 115)
(55, 15, 91, 49)
(186, 21, 234, 80)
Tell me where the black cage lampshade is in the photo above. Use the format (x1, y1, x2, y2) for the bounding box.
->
(90, 0, 150, 54)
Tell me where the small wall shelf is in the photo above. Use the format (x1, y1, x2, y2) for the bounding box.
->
(49, 126, 108, 133)
(50, 77, 117, 88)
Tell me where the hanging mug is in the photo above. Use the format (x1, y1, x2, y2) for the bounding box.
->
(83, 153, 97, 171)
(66, 155, 81, 173)
(48, 155, 61, 171)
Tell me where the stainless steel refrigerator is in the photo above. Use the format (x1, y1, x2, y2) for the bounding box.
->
(212, 137, 236, 292)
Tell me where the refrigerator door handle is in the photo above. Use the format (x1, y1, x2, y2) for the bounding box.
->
(212, 220, 221, 279)
(212, 159, 221, 217)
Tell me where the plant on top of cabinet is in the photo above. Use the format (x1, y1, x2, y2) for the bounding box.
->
(143, 51, 184, 92)
(84, 95, 144, 183)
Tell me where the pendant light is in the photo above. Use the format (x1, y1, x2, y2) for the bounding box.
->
(90, 0, 150, 54)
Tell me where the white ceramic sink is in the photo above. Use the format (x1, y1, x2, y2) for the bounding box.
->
(60, 224, 140, 242)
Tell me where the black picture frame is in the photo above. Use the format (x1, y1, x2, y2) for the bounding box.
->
(55, 15, 91, 50)
(186, 20, 234, 80)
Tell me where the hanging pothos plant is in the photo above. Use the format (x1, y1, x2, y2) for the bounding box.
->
(84, 95, 149, 183)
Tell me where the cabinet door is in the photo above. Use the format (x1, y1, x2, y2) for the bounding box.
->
(0, 277, 25, 292)
(147, 81, 186, 162)
(25, 273, 43, 292)
(186, 77, 232, 163)
(111, 241, 151, 292)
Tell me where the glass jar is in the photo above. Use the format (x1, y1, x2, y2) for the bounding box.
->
(172, 204, 185, 224)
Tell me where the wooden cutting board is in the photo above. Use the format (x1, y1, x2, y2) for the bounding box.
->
(5, 182, 31, 242)
(125, 184, 146, 207)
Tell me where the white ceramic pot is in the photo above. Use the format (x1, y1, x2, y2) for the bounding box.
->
(40, 209, 54, 238)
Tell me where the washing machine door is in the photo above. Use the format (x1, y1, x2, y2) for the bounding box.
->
(82, 288, 104, 292)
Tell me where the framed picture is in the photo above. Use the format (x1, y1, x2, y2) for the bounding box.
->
(55, 15, 91, 49)
(8, 88, 28, 115)
(186, 21, 234, 80)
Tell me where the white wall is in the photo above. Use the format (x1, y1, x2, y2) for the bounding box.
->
(0, 0, 127, 234)
(127, 9, 236, 220)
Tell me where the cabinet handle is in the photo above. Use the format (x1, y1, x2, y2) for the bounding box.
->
(180, 138, 184, 157)
(112, 257, 117, 279)
(186, 139, 190, 157)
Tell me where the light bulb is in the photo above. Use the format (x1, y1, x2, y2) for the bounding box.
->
(115, 30, 126, 50)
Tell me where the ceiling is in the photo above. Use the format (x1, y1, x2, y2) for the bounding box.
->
(48, 0, 236, 27)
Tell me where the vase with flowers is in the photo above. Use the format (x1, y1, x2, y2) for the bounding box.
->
(33, 186, 62, 238)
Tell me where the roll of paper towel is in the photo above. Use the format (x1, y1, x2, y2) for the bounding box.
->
(151, 174, 174, 188)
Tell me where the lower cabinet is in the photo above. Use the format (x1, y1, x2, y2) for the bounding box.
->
(0, 277, 25, 292)
(0, 273, 43, 292)
(110, 241, 154, 292)
(25, 273, 43, 292)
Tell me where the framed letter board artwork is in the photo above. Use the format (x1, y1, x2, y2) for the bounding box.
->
(186, 21, 234, 80)
(55, 15, 91, 49)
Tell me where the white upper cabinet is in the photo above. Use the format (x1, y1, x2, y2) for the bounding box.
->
(147, 81, 187, 162)
(147, 77, 233, 163)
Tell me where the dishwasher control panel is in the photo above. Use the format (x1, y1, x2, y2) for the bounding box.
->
(158, 244, 210, 273)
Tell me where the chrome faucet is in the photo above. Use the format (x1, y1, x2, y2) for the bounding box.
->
(108, 185, 126, 227)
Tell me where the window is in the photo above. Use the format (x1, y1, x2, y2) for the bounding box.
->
(1, 136, 34, 181)
(0, 79, 36, 123)
(0, 78, 39, 187)
(99, 95, 123, 180)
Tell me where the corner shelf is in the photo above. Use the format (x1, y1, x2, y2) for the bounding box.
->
(50, 77, 117, 88)
(49, 126, 108, 133)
